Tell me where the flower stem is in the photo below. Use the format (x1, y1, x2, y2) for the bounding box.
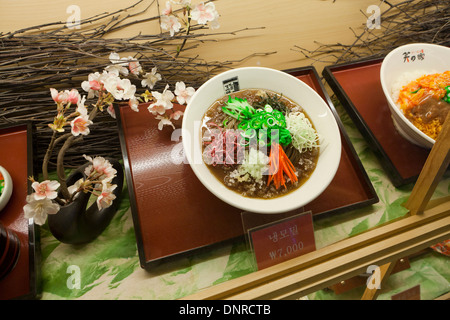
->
(175, 10, 191, 58)
(42, 131, 57, 180)
(57, 135, 82, 200)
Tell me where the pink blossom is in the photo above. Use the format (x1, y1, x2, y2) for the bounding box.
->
(71, 115, 93, 136)
(50, 88, 81, 105)
(148, 101, 168, 115)
(174, 81, 195, 105)
(82, 73, 101, 98)
(83, 155, 117, 182)
(67, 89, 81, 104)
(128, 61, 142, 75)
(31, 180, 60, 200)
(161, 14, 181, 36)
(171, 110, 184, 121)
(125, 56, 142, 75)
(107, 104, 116, 119)
(162, 1, 172, 15)
(96, 181, 117, 210)
(81, 71, 108, 99)
(89, 80, 102, 91)
(50, 88, 68, 104)
(128, 96, 139, 112)
(191, 2, 219, 25)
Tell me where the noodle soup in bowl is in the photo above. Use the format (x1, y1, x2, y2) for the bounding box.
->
(380, 43, 450, 149)
(182, 67, 341, 214)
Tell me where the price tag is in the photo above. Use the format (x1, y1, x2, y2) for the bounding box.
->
(248, 211, 316, 270)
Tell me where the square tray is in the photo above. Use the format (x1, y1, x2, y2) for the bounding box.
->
(116, 66, 378, 270)
(323, 58, 430, 187)
(0, 122, 40, 300)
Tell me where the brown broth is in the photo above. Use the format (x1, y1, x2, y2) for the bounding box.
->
(201, 89, 319, 199)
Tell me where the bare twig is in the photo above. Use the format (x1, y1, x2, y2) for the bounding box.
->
(0, 0, 271, 169)
(294, 0, 449, 65)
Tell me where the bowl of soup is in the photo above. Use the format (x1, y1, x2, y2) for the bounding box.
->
(380, 43, 450, 149)
(182, 67, 341, 214)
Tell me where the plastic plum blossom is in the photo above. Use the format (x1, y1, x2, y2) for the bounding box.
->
(160, 1, 220, 54)
(141, 67, 162, 89)
(161, 15, 182, 37)
(191, 2, 220, 26)
(31, 180, 60, 200)
(24, 50, 195, 226)
(174, 81, 196, 105)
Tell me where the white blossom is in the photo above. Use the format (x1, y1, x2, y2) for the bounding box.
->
(103, 74, 136, 100)
(191, 2, 219, 25)
(105, 52, 129, 76)
(174, 81, 195, 105)
(151, 84, 174, 111)
(76, 95, 88, 116)
(23, 195, 60, 226)
(67, 178, 84, 196)
(141, 67, 162, 89)
(161, 14, 181, 36)
(156, 115, 175, 130)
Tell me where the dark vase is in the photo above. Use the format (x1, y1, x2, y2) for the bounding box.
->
(47, 158, 124, 245)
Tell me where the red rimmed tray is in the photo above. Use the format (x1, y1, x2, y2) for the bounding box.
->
(0, 122, 40, 300)
(116, 66, 378, 270)
(323, 58, 430, 187)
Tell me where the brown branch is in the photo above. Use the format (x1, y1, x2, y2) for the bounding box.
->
(0, 0, 272, 171)
(57, 135, 80, 200)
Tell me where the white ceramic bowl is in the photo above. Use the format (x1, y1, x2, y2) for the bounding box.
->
(380, 43, 450, 149)
(0, 166, 13, 212)
(182, 67, 341, 214)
